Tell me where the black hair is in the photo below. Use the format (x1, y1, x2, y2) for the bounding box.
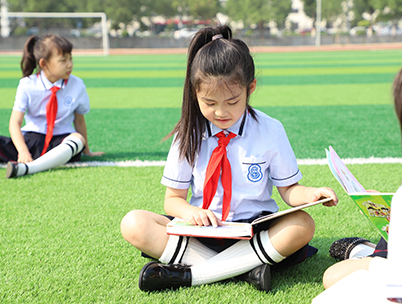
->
(21, 34, 73, 78)
(168, 25, 257, 165)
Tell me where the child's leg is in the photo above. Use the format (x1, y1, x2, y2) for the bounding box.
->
(190, 210, 315, 285)
(121, 210, 217, 264)
(139, 210, 315, 291)
(121, 210, 171, 259)
(160, 236, 218, 265)
(322, 257, 373, 289)
(6, 133, 84, 178)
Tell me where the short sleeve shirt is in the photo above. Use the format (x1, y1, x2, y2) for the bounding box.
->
(161, 109, 302, 222)
(13, 71, 90, 135)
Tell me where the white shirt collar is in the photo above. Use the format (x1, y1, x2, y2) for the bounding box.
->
(39, 70, 66, 90)
(205, 111, 248, 139)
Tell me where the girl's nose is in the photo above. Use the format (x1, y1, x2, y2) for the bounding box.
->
(215, 106, 227, 117)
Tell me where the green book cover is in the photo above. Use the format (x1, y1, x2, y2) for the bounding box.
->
(350, 193, 392, 241)
(326, 146, 393, 241)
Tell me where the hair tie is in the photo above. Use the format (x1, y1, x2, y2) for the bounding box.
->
(212, 34, 223, 41)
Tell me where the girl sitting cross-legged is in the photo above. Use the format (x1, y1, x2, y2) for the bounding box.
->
(121, 25, 338, 292)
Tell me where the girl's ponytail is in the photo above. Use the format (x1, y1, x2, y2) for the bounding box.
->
(186, 25, 232, 79)
(20, 35, 38, 78)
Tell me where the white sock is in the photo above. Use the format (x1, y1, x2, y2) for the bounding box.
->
(17, 135, 83, 176)
(16, 134, 83, 176)
(349, 243, 375, 259)
(191, 230, 285, 286)
(181, 238, 217, 266)
(159, 235, 189, 264)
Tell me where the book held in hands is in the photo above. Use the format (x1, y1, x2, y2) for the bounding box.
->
(326, 146, 393, 241)
(166, 197, 332, 240)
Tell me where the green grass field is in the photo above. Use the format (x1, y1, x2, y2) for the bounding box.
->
(1, 49, 402, 303)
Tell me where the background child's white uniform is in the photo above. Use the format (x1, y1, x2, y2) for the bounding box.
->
(161, 109, 302, 221)
(13, 70, 90, 135)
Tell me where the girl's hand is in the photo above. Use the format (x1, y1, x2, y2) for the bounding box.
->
(310, 187, 338, 207)
(17, 151, 33, 163)
(188, 209, 222, 228)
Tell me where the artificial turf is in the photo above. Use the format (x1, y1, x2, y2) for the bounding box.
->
(1, 164, 401, 303)
(1, 48, 402, 303)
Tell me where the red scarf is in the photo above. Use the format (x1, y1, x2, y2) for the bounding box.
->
(202, 131, 236, 221)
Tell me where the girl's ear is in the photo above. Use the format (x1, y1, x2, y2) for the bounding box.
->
(249, 78, 257, 95)
(38, 58, 46, 70)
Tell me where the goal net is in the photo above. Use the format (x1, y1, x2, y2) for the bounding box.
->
(0, 11, 110, 55)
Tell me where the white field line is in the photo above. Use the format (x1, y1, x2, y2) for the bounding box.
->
(2, 157, 402, 169)
(297, 157, 402, 165)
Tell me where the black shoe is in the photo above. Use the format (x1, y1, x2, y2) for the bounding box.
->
(237, 264, 271, 292)
(138, 261, 192, 292)
(6, 161, 18, 179)
(329, 237, 370, 260)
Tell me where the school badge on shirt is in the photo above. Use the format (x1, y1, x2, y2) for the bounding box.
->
(64, 96, 73, 107)
(247, 164, 263, 182)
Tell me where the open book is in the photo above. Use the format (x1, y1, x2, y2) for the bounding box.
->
(326, 146, 393, 241)
(166, 197, 332, 240)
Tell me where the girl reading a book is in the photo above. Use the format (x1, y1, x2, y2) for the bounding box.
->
(120, 25, 338, 292)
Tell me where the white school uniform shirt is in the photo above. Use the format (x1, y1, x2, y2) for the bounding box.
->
(161, 109, 302, 222)
(13, 70, 90, 135)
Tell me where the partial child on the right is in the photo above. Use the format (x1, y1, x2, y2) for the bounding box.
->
(322, 67, 402, 302)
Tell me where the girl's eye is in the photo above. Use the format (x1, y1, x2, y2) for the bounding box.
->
(228, 100, 239, 106)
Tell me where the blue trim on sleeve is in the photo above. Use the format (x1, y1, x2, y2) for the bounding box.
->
(271, 169, 300, 181)
(162, 175, 192, 184)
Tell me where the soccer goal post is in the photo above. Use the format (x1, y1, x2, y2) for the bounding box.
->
(0, 12, 110, 55)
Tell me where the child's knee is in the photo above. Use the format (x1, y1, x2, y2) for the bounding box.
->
(62, 133, 85, 150)
(292, 210, 315, 237)
(121, 210, 140, 239)
(323, 265, 339, 289)
(120, 210, 149, 245)
(68, 133, 86, 146)
(322, 262, 349, 289)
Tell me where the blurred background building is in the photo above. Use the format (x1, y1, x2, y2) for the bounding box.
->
(1, 0, 402, 50)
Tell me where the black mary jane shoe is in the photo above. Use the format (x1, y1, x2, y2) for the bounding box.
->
(138, 261, 192, 292)
(6, 161, 18, 179)
(237, 264, 272, 292)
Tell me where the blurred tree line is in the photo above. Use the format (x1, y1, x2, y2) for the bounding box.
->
(303, 0, 402, 30)
(5, 0, 402, 34)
